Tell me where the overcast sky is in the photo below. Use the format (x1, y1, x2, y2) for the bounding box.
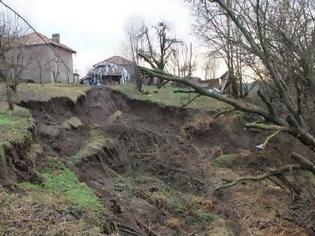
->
(4, 0, 201, 76)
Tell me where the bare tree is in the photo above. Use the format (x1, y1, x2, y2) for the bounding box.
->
(192, 0, 254, 98)
(140, 0, 315, 193)
(202, 55, 219, 80)
(0, 13, 29, 110)
(35, 56, 43, 85)
(122, 18, 146, 66)
(186, 0, 315, 150)
(169, 42, 197, 78)
(51, 57, 60, 83)
(138, 22, 182, 86)
(121, 18, 148, 91)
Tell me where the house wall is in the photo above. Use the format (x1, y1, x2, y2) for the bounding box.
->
(20, 45, 73, 83)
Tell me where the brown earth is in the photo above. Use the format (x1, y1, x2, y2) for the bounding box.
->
(16, 86, 314, 235)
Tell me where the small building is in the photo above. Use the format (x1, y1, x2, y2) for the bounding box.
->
(83, 56, 135, 85)
(16, 32, 76, 83)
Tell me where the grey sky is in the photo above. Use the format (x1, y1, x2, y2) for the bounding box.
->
(5, 0, 197, 76)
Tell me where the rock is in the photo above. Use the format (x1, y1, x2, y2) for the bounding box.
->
(38, 124, 60, 138)
(62, 117, 84, 130)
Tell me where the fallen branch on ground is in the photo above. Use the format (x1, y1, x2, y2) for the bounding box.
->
(116, 223, 142, 236)
(256, 130, 282, 150)
(136, 219, 161, 236)
(173, 89, 198, 94)
(245, 122, 290, 131)
(214, 164, 301, 192)
(215, 153, 315, 192)
(291, 152, 315, 173)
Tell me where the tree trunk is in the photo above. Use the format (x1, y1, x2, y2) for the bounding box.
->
(6, 85, 14, 111)
(230, 73, 239, 98)
(148, 77, 154, 85)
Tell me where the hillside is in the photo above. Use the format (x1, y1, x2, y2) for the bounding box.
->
(0, 83, 313, 235)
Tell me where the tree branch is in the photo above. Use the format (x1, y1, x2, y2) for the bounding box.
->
(214, 164, 303, 192)
(139, 66, 288, 127)
(173, 89, 198, 94)
(182, 94, 201, 108)
(215, 152, 315, 192)
(260, 130, 282, 149)
(291, 152, 315, 173)
(245, 122, 290, 131)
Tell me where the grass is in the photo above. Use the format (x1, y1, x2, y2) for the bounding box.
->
(20, 167, 103, 212)
(155, 189, 191, 215)
(0, 102, 34, 160)
(69, 129, 115, 165)
(193, 210, 220, 224)
(111, 84, 231, 112)
(0, 83, 90, 103)
(0, 166, 110, 235)
(0, 83, 90, 159)
(212, 153, 240, 168)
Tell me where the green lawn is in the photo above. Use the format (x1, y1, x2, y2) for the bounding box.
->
(0, 83, 90, 103)
(0, 102, 34, 160)
(111, 84, 232, 112)
(20, 167, 103, 212)
(0, 165, 109, 235)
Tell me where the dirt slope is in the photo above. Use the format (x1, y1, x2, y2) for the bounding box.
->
(19, 86, 312, 235)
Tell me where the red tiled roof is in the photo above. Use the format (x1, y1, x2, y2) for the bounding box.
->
(17, 32, 76, 53)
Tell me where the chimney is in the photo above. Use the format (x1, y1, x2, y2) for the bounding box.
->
(52, 33, 60, 44)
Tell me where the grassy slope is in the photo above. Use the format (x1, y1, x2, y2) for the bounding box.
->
(0, 165, 109, 235)
(0, 83, 90, 159)
(111, 84, 232, 112)
(0, 102, 34, 160)
(0, 83, 90, 103)
(0, 84, 110, 235)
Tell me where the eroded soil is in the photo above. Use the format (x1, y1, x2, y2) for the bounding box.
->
(21, 86, 313, 235)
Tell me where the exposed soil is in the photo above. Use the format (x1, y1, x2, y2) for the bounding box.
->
(0, 131, 43, 188)
(19, 86, 314, 235)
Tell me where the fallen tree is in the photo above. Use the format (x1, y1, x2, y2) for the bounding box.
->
(139, 66, 315, 195)
(139, 0, 315, 197)
(140, 0, 315, 151)
(140, 66, 315, 151)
